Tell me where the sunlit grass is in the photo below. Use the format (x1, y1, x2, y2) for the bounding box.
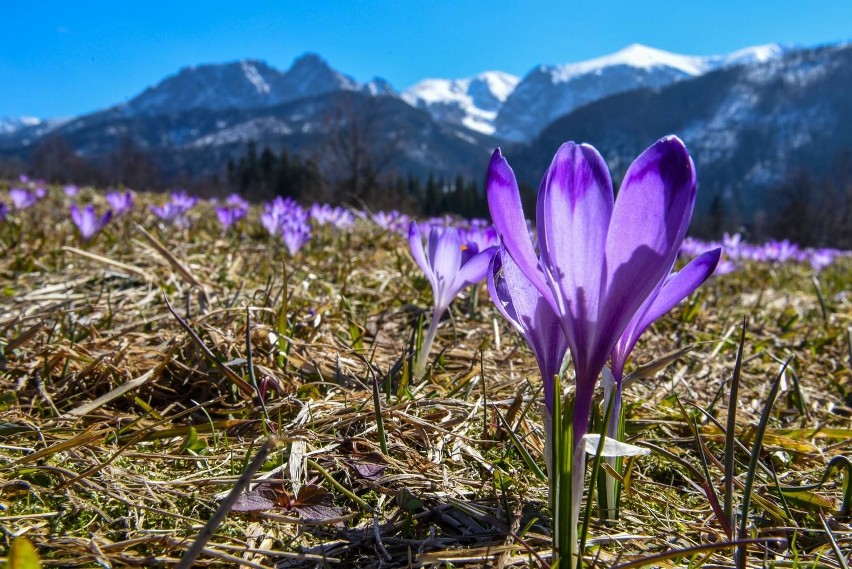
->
(0, 184, 850, 567)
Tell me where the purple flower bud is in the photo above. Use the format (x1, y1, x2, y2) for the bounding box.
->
(105, 191, 134, 215)
(9, 188, 37, 209)
(71, 204, 112, 241)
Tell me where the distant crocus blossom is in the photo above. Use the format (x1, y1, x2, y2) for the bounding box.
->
(105, 191, 134, 215)
(808, 249, 835, 272)
(225, 193, 250, 211)
(310, 203, 355, 229)
(488, 136, 701, 566)
(71, 204, 112, 241)
(215, 204, 247, 231)
(34, 186, 47, 199)
(715, 258, 737, 275)
(459, 224, 500, 251)
(260, 196, 312, 253)
(373, 210, 410, 233)
(282, 221, 311, 255)
(64, 185, 79, 197)
(169, 190, 198, 211)
(409, 222, 497, 375)
(150, 191, 197, 227)
(0, 202, 9, 222)
(261, 196, 300, 235)
(149, 202, 186, 225)
(9, 188, 37, 209)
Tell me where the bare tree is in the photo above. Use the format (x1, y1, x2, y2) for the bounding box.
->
(317, 94, 403, 206)
(31, 135, 105, 185)
(106, 136, 161, 190)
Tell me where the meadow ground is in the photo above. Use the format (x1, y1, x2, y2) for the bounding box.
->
(0, 187, 850, 568)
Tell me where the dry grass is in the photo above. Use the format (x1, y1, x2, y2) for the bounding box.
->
(0, 187, 850, 568)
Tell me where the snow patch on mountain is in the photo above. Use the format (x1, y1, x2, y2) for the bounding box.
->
(495, 43, 787, 142)
(191, 117, 296, 147)
(549, 43, 711, 81)
(0, 116, 49, 135)
(240, 61, 271, 94)
(402, 72, 519, 135)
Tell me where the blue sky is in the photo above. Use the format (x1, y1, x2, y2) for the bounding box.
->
(1, 1, 849, 118)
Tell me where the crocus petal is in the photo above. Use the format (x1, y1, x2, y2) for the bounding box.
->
(611, 247, 719, 377)
(98, 210, 113, 233)
(427, 225, 443, 267)
(635, 247, 720, 336)
(487, 252, 521, 332)
(486, 149, 550, 300)
(488, 250, 568, 411)
(536, 141, 613, 378)
(455, 246, 497, 289)
(601, 136, 697, 371)
(408, 222, 435, 288)
(70, 204, 82, 227)
(430, 227, 462, 310)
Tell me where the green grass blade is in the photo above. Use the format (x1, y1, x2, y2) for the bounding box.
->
(370, 363, 389, 456)
(735, 355, 792, 569)
(819, 511, 850, 569)
(676, 395, 730, 537)
(580, 390, 616, 555)
(496, 409, 547, 481)
(724, 318, 747, 535)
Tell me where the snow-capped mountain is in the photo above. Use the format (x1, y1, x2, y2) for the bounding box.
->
(402, 72, 519, 135)
(0, 117, 43, 135)
(4, 40, 847, 230)
(116, 53, 390, 117)
(516, 42, 851, 230)
(495, 43, 786, 141)
(0, 116, 68, 144)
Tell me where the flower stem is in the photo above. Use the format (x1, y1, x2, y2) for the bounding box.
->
(552, 388, 585, 569)
(603, 381, 623, 520)
(414, 307, 443, 377)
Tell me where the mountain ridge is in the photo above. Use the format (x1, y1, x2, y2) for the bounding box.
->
(1, 42, 789, 141)
(1, 41, 849, 239)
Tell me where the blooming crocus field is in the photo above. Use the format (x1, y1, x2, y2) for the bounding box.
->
(0, 178, 850, 568)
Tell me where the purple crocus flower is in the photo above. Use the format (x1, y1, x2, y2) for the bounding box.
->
(261, 196, 299, 235)
(149, 202, 186, 225)
(490, 136, 697, 436)
(807, 248, 835, 272)
(216, 205, 247, 232)
(282, 221, 311, 255)
(373, 210, 410, 234)
(34, 186, 47, 199)
(9, 188, 37, 209)
(459, 224, 500, 251)
(64, 185, 79, 197)
(169, 190, 198, 211)
(310, 203, 355, 229)
(409, 222, 497, 375)
(105, 190, 134, 215)
(150, 191, 197, 227)
(715, 258, 737, 275)
(225, 193, 250, 211)
(488, 135, 701, 562)
(260, 196, 312, 253)
(0, 202, 9, 222)
(71, 204, 112, 241)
